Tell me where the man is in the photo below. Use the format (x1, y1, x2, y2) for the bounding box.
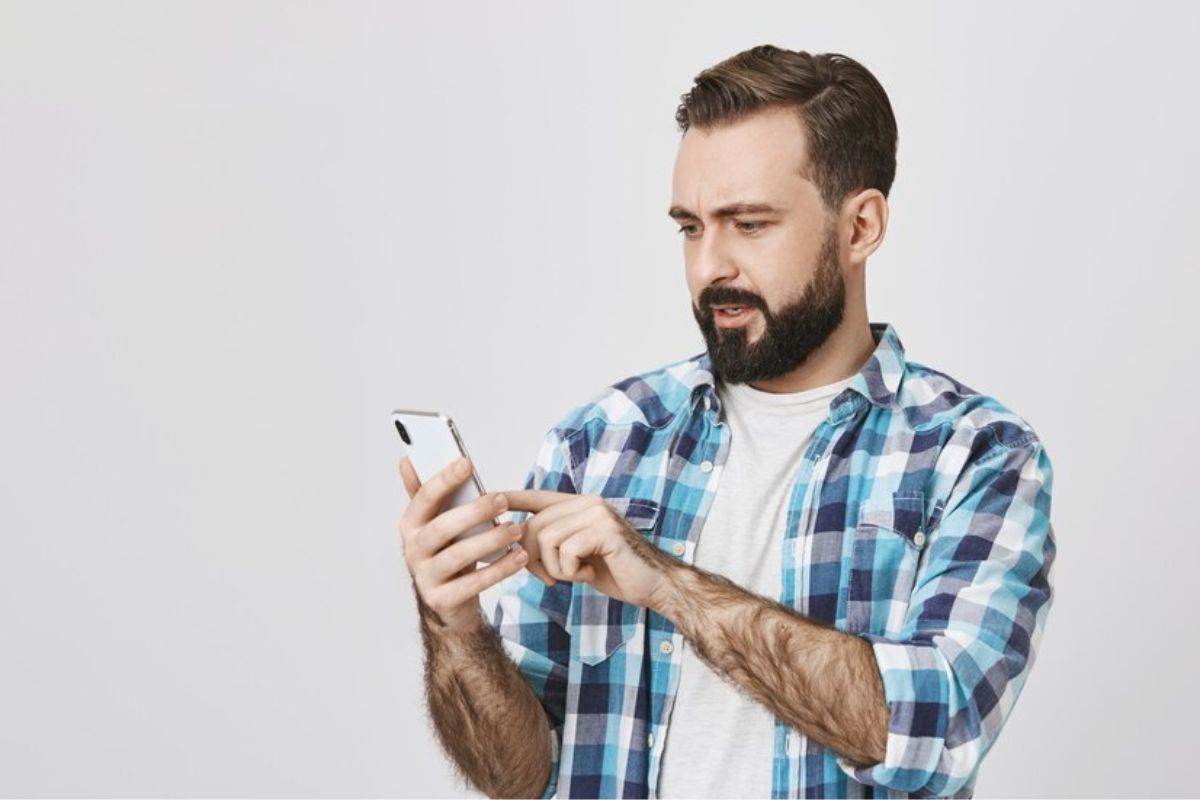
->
(398, 44, 1055, 799)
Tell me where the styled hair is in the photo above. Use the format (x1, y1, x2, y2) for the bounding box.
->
(675, 45, 898, 212)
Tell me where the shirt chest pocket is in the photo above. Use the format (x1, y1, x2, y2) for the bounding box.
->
(569, 497, 660, 666)
(844, 491, 930, 637)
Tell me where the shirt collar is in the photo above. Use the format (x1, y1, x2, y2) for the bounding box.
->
(687, 322, 907, 424)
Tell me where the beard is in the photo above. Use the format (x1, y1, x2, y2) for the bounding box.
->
(691, 223, 846, 385)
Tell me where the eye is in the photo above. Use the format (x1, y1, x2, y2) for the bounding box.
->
(736, 221, 766, 234)
(677, 225, 699, 238)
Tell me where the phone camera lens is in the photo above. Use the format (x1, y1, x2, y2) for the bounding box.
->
(394, 420, 412, 445)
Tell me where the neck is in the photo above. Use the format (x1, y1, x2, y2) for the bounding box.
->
(748, 305, 875, 394)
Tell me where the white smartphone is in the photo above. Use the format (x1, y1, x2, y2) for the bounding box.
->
(391, 409, 516, 565)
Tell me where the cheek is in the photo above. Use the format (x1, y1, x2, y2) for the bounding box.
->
(684, 269, 704, 305)
(760, 234, 822, 296)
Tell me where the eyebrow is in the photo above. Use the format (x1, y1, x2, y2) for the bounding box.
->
(667, 202, 782, 221)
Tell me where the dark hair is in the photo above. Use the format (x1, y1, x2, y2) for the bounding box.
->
(675, 45, 898, 212)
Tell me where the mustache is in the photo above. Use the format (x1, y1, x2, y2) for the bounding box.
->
(700, 287, 763, 311)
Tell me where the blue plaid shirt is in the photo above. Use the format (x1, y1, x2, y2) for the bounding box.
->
(488, 322, 1056, 798)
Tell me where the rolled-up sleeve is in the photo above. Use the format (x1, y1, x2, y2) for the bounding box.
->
(837, 438, 1057, 796)
(487, 427, 578, 799)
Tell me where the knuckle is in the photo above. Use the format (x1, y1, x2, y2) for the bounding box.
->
(401, 518, 416, 540)
(468, 574, 489, 597)
(422, 516, 443, 544)
(425, 595, 449, 618)
(428, 535, 456, 567)
(442, 462, 464, 486)
(413, 575, 433, 606)
(412, 559, 432, 587)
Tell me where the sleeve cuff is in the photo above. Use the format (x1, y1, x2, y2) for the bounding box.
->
(835, 633, 957, 793)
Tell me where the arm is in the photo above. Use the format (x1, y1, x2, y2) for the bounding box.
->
(419, 592, 554, 799)
(653, 437, 1056, 795)
(652, 563, 890, 766)
(837, 440, 1056, 794)
(398, 462, 557, 800)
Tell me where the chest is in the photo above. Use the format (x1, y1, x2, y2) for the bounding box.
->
(567, 414, 947, 665)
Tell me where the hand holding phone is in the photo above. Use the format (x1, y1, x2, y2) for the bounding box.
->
(393, 409, 512, 564)
(393, 410, 556, 631)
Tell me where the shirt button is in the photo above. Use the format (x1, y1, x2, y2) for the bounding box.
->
(647, 732, 654, 748)
(660, 640, 674, 655)
(703, 395, 711, 411)
(672, 541, 686, 557)
(699, 460, 713, 473)
(914, 530, 926, 547)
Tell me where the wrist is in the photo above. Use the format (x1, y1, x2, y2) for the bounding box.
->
(414, 584, 485, 636)
(650, 559, 689, 617)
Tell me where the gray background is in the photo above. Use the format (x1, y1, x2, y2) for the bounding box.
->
(1, 1, 1196, 796)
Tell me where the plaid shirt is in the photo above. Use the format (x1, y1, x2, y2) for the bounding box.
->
(487, 321, 1056, 798)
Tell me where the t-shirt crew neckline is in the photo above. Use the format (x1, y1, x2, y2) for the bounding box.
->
(717, 373, 857, 414)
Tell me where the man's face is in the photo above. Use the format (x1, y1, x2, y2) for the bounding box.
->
(671, 106, 847, 385)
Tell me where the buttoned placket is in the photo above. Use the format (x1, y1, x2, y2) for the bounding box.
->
(773, 400, 865, 794)
(646, 392, 727, 799)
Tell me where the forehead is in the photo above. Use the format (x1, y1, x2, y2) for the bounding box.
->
(672, 106, 812, 207)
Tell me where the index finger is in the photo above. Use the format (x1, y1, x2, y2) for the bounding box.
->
(398, 456, 421, 498)
(404, 456, 473, 526)
(501, 489, 580, 514)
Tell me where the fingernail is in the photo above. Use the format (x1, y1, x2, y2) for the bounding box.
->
(455, 458, 470, 477)
(493, 493, 507, 510)
(515, 549, 528, 564)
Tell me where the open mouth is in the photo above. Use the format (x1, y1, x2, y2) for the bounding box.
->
(712, 305, 757, 326)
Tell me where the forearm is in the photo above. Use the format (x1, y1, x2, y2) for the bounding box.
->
(652, 563, 889, 766)
(417, 592, 552, 799)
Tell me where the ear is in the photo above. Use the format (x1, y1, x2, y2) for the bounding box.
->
(841, 188, 888, 265)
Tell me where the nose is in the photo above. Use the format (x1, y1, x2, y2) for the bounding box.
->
(687, 225, 738, 289)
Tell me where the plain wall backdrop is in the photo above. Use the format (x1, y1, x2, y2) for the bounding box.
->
(2, 1, 1197, 796)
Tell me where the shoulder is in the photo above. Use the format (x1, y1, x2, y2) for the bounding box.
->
(899, 358, 1044, 459)
(549, 353, 707, 436)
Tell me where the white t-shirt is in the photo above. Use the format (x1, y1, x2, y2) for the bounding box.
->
(656, 372, 855, 799)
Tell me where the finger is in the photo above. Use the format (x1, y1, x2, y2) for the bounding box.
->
(538, 515, 590, 582)
(437, 544, 530, 609)
(406, 456, 475, 526)
(428, 521, 523, 583)
(417, 490, 509, 560)
(398, 456, 422, 499)
(523, 495, 600, 535)
(508, 518, 556, 588)
(559, 527, 604, 580)
(525, 557, 557, 588)
(521, 498, 606, 580)
(501, 489, 582, 515)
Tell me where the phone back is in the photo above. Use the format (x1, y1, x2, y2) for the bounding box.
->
(391, 409, 508, 563)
